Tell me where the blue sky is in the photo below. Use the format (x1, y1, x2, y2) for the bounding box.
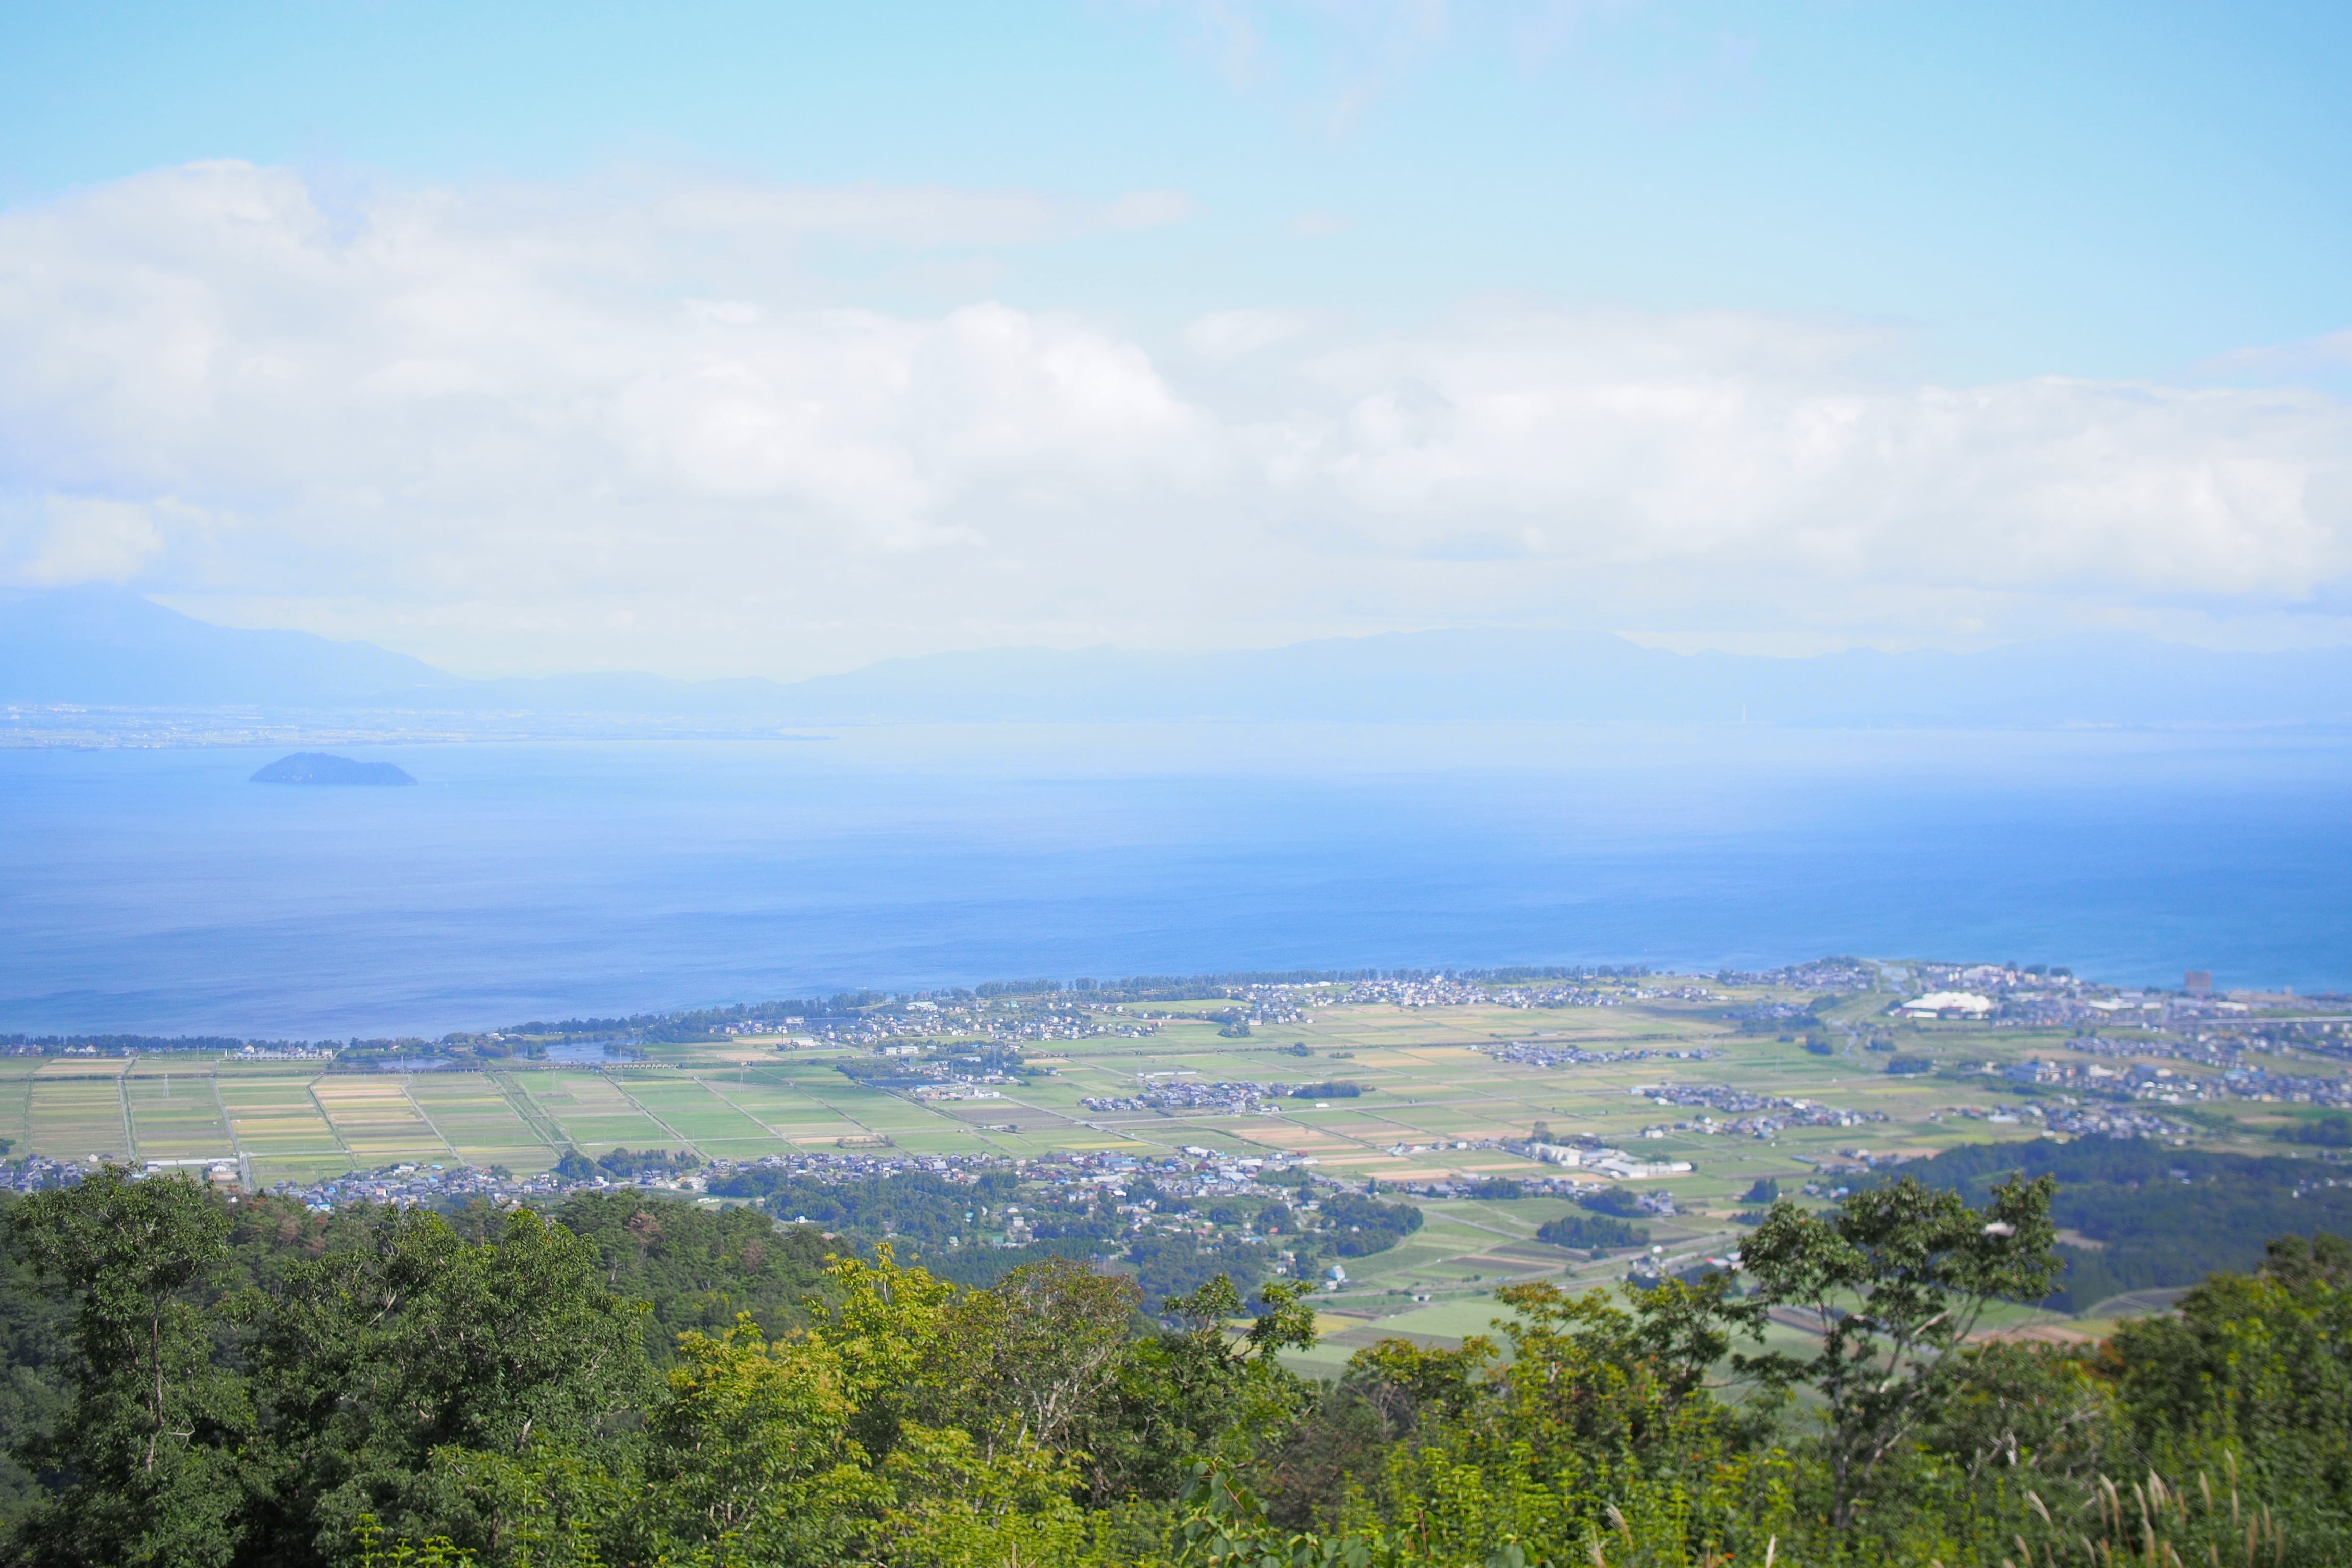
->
(1, 2, 2348, 674)
(9, 1, 2346, 379)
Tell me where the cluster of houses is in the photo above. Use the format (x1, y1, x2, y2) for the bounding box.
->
(2001, 1054, 2352, 1110)
(1479, 1041, 1719, 1068)
(1627, 1081, 1892, 1139)
(1508, 1140, 1694, 1181)
(1081, 1076, 1308, 1114)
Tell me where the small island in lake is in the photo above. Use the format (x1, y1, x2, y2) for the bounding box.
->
(249, 752, 416, 786)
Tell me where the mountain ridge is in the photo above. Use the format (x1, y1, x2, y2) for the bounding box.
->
(6, 587, 2349, 728)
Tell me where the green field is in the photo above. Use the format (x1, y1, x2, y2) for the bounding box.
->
(10, 978, 2339, 1345)
(11, 984, 2333, 1186)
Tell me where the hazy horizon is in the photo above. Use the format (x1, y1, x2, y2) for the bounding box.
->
(14, 583, 2352, 733)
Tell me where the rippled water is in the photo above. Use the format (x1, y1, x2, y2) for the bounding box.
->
(4, 723, 2345, 1037)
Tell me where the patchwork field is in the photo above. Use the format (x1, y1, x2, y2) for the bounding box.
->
(27, 1060, 132, 1164)
(9, 981, 2338, 1301)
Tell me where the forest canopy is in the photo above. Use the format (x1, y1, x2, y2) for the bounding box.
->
(0, 1165, 2349, 1567)
(1864, 1134, 2352, 1310)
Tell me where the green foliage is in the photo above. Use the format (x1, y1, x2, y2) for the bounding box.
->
(877, 1424, 1091, 1568)
(2100, 1231, 2352, 1560)
(1534, 1212, 1649, 1252)
(912, 1239, 1115, 1290)
(800, 1244, 957, 1462)
(0, 1203, 74, 1518)
(14, 1162, 2352, 1568)
(2276, 1114, 2352, 1147)
(1737, 1172, 2060, 1527)
(1129, 1234, 1270, 1302)
(707, 1168, 1013, 1233)
(238, 1203, 654, 1563)
(1873, 1135, 2352, 1310)
(549, 1192, 830, 1360)
(591, 1147, 699, 1178)
(1317, 1195, 1422, 1257)
(5, 1169, 245, 1568)
(633, 1314, 880, 1565)
(1330, 1276, 1773, 1566)
(1576, 1187, 1647, 1219)
(916, 1257, 1139, 1453)
(701, 1169, 1055, 1286)
(350, 1515, 478, 1568)
(1082, 1277, 1320, 1507)
(1168, 1462, 1386, 1568)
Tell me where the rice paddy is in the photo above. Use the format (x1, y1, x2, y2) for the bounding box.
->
(0, 982, 2319, 1205)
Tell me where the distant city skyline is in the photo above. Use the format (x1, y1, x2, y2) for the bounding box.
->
(2, 1, 2348, 677)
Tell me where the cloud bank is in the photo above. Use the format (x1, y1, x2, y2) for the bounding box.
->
(1, 162, 2346, 675)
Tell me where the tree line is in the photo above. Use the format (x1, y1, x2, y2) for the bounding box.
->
(1864, 1135, 2352, 1310)
(2, 1165, 2350, 1566)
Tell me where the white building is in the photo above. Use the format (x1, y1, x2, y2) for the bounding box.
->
(1587, 1156, 1695, 1180)
(1899, 991, 1994, 1020)
(1518, 1141, 1615, 1166)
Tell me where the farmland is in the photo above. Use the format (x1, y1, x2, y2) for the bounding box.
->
(10, 969, 2346, 1342)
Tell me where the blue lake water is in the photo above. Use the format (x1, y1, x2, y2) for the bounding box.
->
(3, 723, 2347, 1037)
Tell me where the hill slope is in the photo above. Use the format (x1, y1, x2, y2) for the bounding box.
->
(0, 587, 455, 706)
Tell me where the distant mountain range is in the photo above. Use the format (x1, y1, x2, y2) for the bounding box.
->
(6, 586, 2350, 729)
(1, 587, 456, 707)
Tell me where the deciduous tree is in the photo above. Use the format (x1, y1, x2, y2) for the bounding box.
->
(1736, 1172, 2059, 1527)
(6, 1168, 247, 1568)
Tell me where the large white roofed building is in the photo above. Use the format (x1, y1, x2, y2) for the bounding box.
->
(1899, 991, 1995, 1020)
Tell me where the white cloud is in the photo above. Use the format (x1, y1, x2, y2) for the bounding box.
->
(1268, 311, 2350, 599)
(654, 180, 1193, 244)
(12, 496, 168, 585)
(0, 162, 2346, 673)
(1183, 308, 1322, 358)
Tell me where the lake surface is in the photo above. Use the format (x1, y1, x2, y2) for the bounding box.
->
(4, 723, 2347, 1037)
